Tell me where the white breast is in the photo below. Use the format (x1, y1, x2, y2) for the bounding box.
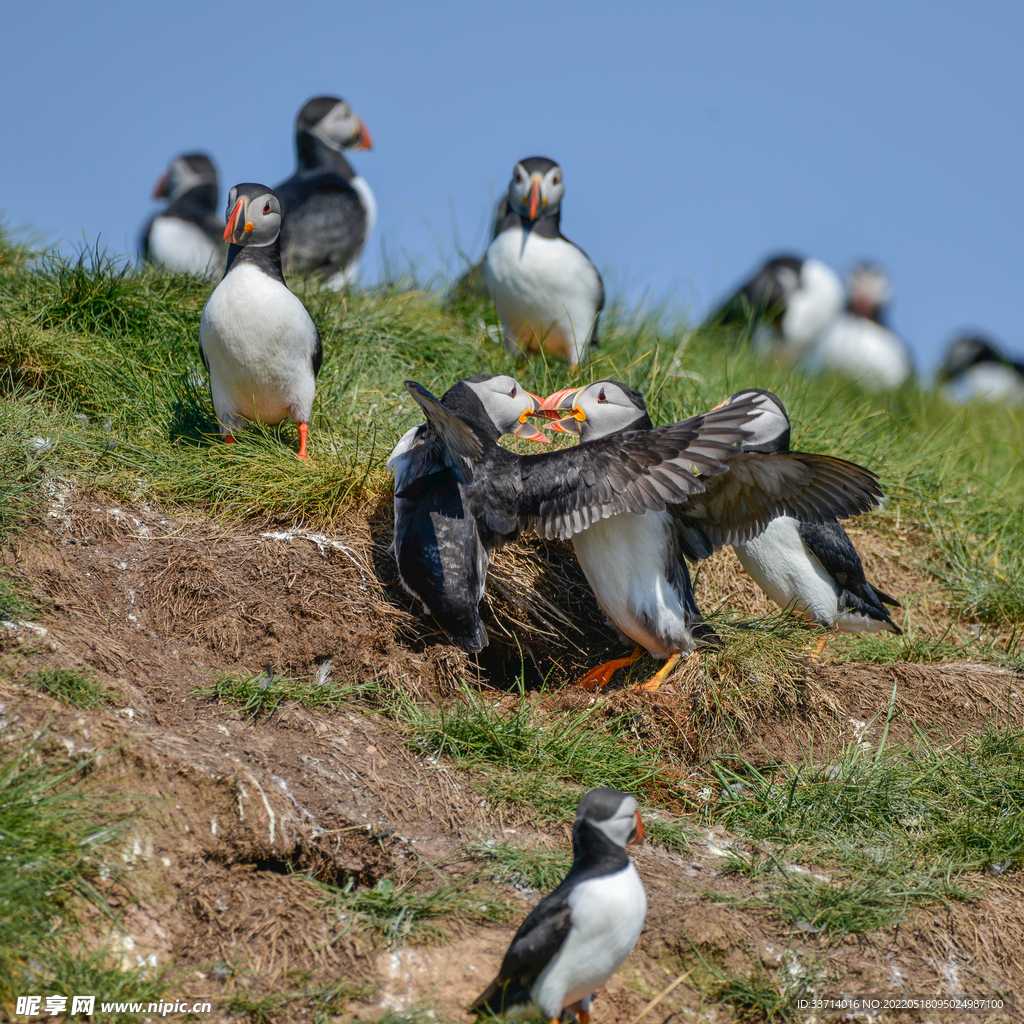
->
(149, 216, 223, 276)
(532, 863, 647, 1018)
(572, 512, 692, 658)
(810, 313, 912, 390)
(733, 517, 839, 625)
(777, 258, 845, 359)
(198, 263, 318, 432)
(484, 225, 602, 367)
(943, 363, 1024, 406)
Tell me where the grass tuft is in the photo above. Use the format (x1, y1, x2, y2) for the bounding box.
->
(194, 667, 369, 720)
(24, 667, 112, 709)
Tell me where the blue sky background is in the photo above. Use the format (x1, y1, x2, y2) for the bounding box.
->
(3, 1, 1021, 370)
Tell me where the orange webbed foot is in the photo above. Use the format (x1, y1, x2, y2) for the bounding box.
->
(296, 422, 309, 461)
(574, 647, 643, 690)
(637, 651, 683, 692)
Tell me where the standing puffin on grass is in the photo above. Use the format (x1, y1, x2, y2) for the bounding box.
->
(471, 787, 646, 1024)
(387, 375, 549, 652)
(707, 254, 845, 363)
(536, 383, 884, 689)
(721, 389, 902, 652)
(142, 153, 225, 276)
(275, 95, 375, 288)
(198, 183, 321, 459)
(484, 157, 604, 370)
(810, 263, 913, 390)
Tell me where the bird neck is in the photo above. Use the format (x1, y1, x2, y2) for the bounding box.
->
(295, 131, 356, 178)
(225, 237, 286, 285)
(570, 820, 629, 875)
(165, 182, 219, 223)
(499, 207, 562, 239)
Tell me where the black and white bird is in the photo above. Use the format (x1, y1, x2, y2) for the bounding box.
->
(387, 375, 549, 652)
(275, 95, 375, 288)
(721, 389, 901, 647)
(484, 157, 604, 370)
(809, 263, 913, 390)
(471, 787, 646, 1024)
(141, 153, 225, 276)
(708, 254, 844, 364)
(938, 334, 1024, 407)
(537, 383, 884, 689)
(198, 183, 322, 459)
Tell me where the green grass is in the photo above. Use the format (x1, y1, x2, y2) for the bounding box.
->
(0, 735, 141, 1010)
(194, 667, 370, 720)
(0, 569, 34, 620)
(24, 667, 113, 709)
(317, 872, 509, 947)
(466, 841, 573, 891)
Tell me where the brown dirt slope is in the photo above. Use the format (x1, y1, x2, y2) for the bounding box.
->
(1, 489, 1022, 1022)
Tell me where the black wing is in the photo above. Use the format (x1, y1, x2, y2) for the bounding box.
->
(311, 322, 323, 378)
(678, 451, 882, 547)
(470, 892, 573, 1015)
(276, 173, 367, 278)
(520, 395, 764, 542)
(799, 520, 902, 631)
(707, 255, 803, 328)
(401, 382, 483, 486)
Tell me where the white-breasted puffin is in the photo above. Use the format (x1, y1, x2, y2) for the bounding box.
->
(141, 153, 225, 276)
(400, 380, 882, 682)
(471, 787, 646, 1024)
(938, 334, 1024, 406)
(537, 382, 884, 689)
(721, 389, 901, 648)
(708, 254, 845, 364)
(484, 157, 604, 370)
(809, 263, 913, 391)
(387, 375, 549, 652)
(275, 95, 375, 288)
(198, 183, 322, 459)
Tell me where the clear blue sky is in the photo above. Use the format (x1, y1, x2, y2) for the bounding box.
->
(3, 1, 1022, 370)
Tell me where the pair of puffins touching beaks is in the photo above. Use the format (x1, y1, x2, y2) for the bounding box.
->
(504, 380, 649, 445)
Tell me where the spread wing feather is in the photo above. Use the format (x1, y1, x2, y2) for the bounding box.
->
(680, 452, 882, 547)
(403, 381, 483, 486)
(520, 395, 764, 541)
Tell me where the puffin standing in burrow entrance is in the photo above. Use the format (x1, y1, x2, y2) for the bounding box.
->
(387, 375, 549, 652)
(484, 157, 604, 370)
(537, 383, 884, 689)
(707, 253, 845, 364)
(275, 95, 375, 288)
(198, 183, 322, 459)
(471, 788, 647, 1024)
(809, 263, 913, 390)
(719, 388, 901, 653)
(141, 153, 225, 276)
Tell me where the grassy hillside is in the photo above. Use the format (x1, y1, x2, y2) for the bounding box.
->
(1, 230, 1023, 1021)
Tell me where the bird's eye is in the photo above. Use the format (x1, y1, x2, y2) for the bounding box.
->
(509, 385, 517, 398)
(597, 388, 607, 403)
(263, 201, 272, 215)
(552, 174, 561, 186)
(514, 172, 522, 184)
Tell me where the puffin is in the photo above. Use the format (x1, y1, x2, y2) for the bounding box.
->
(537, 382, 884, 689)
(198, 183, 322, 459)
(484, 157, 604, 369)
(809, 263, 913, 390)
(720, 388, 901, 650)
(141, 152, 225, 276)
(387, 375, 548, 652)
(708, 254, 844, 364)
(471, 787, 646, 1024)
(401, 380, 882, 684)
(275, 95, 375, 288)
(938, 334, 1024, 407)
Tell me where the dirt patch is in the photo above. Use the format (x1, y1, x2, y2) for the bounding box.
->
(1, 489, 1023, 1021)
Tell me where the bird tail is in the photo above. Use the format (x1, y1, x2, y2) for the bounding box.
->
(469, 976, 508, 1016)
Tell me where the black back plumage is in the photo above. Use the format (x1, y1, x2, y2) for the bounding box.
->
(276, 101, 367, 280)
(707, 254, 804, 329)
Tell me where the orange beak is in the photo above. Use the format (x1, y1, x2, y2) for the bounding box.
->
(628, 811, 644, 846)
(152, 172, 169, 199)
(537, 386, 584, 434)
(223, 197, 250, 243)
(529, 178, 540, 220)
(513, 391, 551, 444)
(354, 116, 373, 151)
(709, 398, 729, 411)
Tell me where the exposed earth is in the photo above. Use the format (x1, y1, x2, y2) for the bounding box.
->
(1, 486, 1021, 1023)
